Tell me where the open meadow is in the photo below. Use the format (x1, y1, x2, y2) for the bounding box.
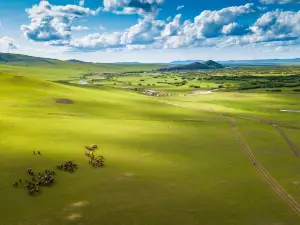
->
(1, 63, 300, 225)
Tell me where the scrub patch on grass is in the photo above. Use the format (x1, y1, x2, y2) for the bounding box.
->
(55, 99, 74, 104)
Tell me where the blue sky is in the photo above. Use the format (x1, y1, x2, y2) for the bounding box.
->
(1, 0, 300, 62)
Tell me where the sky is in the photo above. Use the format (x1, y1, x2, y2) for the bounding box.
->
(1, 0, 300, 63)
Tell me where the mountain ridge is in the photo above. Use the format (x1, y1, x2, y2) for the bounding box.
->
(159, 60, 224, 71)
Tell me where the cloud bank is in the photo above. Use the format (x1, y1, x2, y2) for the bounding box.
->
(19, 1, 300, 52)
(260, 0, 300, 4)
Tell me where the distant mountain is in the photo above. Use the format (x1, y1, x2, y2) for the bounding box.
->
(168, 58, 300, 66)
(219, 58, 300, 66)
(169, 60, 203, 65)
(67, 59, 87, 63)
(159, 60, 224, 71)
(202, 60, 225, 69)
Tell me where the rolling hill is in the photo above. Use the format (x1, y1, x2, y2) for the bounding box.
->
(0, 53, 164, 81)
(159, 60, 224, 71)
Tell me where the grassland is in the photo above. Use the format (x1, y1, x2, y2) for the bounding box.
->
(1, 63, 300, 225)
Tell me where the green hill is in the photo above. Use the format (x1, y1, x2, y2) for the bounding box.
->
(202, 60, 225, 69)
(159, 60, 224, 71)
(0, 53, 164, 81)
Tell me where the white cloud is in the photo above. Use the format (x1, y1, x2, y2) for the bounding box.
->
(176, 5, 184, 10)
(249, 10, 300, 42)
(222, 22, 239, 35)
(260, 0, 300, 4)
(71, 26, 89, 31)
(66, 32, 123, 50)
(191, 3, 256, 38)
(21, 1, 99, 42)
(161, 14, 182, 37)
(120, 18, 165, 45)
(0, 37, 18, 52)
(157, 3, 257, 49)
(19, 1, 300, 53)
(79, 0, 85, 6)
(103, 0, 164, 17)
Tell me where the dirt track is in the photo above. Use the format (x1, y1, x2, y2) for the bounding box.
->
(274, 126, 300, 157)
(209, 108, 300, 157)
(211, 107, 300, 216)
(159, 101, 300, 216)
(229, 118, 300, 216)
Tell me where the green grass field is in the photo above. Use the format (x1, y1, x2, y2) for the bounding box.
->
(1, 64, 300, 225)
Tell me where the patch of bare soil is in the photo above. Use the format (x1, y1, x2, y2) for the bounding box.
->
(71, 201, 89, 207)
(66, 213, 82, 221)
(55, 98, 74, 104)
(293, 181, 300, 186)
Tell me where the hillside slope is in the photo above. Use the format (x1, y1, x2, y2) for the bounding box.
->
(0, 53, 163, 81)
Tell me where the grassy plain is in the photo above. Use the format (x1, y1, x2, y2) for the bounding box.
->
(1, 64, 300, 225)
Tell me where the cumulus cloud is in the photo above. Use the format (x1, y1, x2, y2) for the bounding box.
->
(191, 3, 256, 38)
(103, 0, 164, 17)
(67, 32, 123, 50)
(177, 5, 184, 10)
(156, 3, 257, 49)
(161, 14, 182, 37)
(20, 1, 300, 52)
(50, 3, 259, 51)
(65, 18, 165, 50)
(121, 18, 165, 44)
(21, 1, 99, 42)
(222, 22, 239, 35)
(0, 37, 18, 52)
(249, 10, 300, 43)
(203, 9, 300, 48)
(221, 22, 247, 35)
(79, 0, 85, 6)
(71, 26, 89, 31)
(260, 0, 300, 4)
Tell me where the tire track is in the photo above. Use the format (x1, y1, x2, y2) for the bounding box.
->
(274, 125, 300, 157)
(229, 118, 300, 216)
(209, 107, 300, 157)
(158, 101, 300, 216)
(160, 100, 300, 158)
(210, 107, 300, 216)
